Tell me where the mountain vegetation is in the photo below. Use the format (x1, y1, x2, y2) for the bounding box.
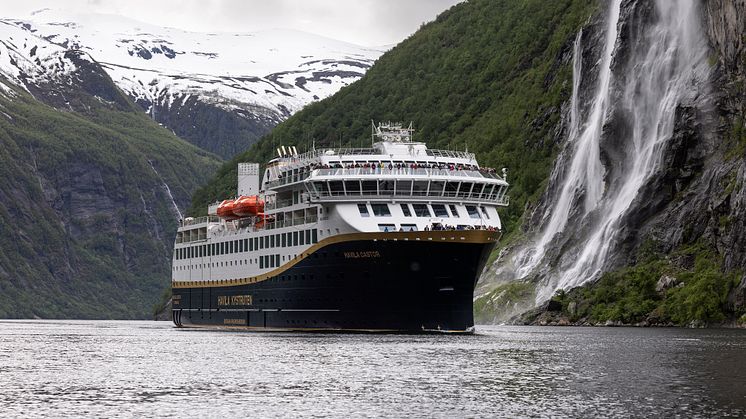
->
(0, 74, 220, 318)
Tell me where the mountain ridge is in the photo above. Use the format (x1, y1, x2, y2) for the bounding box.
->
(2, 9, 384, 158)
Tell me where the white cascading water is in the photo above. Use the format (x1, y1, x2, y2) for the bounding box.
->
(510, 0, 711, 302)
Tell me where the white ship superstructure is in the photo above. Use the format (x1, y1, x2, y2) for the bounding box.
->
(172, 122, 508, 287)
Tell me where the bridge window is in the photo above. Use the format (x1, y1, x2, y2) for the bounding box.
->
(449, 205, 459, 217)
(361, 181, 377, 194)
(413, 181, 429, 196)
(466, 205, 480, 219)
(358, 204, 370, 217)
(345, 181, 361, 195)
(481, 206, 491, 219)
(396, 180, 412, 195)
(329, 181, 344, 195)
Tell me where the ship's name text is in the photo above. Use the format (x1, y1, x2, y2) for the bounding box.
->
(343, 251, 381, 259)
(217, 295, 253, 306)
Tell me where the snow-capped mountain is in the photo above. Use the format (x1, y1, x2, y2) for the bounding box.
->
(0, 9, 385, 158)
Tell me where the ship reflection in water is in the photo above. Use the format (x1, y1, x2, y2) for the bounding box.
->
(1, 320, 744, 417)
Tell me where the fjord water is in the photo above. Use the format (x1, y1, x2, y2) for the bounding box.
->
(1, 321, 744, 417)
(512, 0, 712, 302)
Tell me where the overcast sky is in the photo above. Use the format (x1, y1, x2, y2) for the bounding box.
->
(3, 0, 463, 46)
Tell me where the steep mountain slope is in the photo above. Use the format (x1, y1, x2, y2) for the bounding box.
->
(2, 9, 383, 159)
(0, 35, 220, 318)
(189, 0, 597, 226)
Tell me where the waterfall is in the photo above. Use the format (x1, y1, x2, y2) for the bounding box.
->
(147, 160, 183, 220)
(509, 0, 711, 303)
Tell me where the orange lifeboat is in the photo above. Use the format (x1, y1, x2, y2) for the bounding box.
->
(232, 195, 264, 217)
(216, 199, 239, 220)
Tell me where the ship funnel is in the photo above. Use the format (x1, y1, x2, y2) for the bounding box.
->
(237, 163, 260, 196)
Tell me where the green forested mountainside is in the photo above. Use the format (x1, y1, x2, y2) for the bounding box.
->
(190, 0, 597, 234)
(0, 80, 220, 318)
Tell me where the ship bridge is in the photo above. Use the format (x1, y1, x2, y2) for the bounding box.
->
(263, 122, 509, 211)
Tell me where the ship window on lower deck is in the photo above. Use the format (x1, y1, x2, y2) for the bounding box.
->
(466, 205, 480, 219)
(357, 204, 370, 217)
(275, 254, 280, 267)
(378, 224, 396, 232)
(282, 234, 287, 247)
(432, 204, 449, 217)
(300, 230, 305, 246)
(305, 230, 311, 244)
(259, 237, 264, 250)
(264, 236, 270, 249)
(401, 224, 417, 232)
(412, 204, 431, 217)
(312, 229, 318, 243)
(371, 203, 391, 217)
(259, 257, 263, 269)
(293, 231, 298, 246)
(238, 240, 243, 253)
(249, 238, 254, 251)
(243, 238, 248, 252)
(271, 235, 275, 248)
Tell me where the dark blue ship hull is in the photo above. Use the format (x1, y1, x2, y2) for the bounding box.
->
(172, 230, 499, 333)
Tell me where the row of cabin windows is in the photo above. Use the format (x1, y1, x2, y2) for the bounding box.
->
(175, 229, 318, 260)
(358, 203, 490, 220)
(259, 254, 281, 269)
(173, 252, 300, 271)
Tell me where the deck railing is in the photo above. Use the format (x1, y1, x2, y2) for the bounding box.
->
(312, 167, 505, 181)
(308, 189, 509, 206)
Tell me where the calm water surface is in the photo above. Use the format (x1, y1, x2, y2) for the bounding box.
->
(0, 320, 744, 418)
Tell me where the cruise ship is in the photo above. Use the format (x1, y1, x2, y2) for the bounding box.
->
(171, 122, 509, 333)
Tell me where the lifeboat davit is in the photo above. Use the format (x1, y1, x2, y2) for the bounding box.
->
(232, 195, 264, 217)
(216, 199, 239, 220)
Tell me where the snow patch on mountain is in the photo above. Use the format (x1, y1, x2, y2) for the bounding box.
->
(2, 9, 384, 120)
